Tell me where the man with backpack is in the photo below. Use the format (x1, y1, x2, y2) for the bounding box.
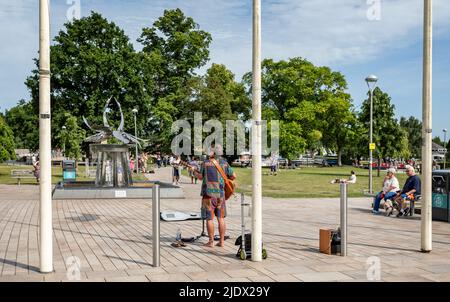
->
(193, 145, 236, 248)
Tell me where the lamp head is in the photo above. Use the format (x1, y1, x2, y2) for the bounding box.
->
(365, 74, 378, 90)
(444, 129, 448, 133)
(132, 108, 138, 114)
(62, 126, 66, 130)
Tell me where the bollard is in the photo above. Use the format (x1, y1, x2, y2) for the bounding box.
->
(241, 193, 246, 253)
(340, 182, 348, 256)
(152, 183, 160, 267)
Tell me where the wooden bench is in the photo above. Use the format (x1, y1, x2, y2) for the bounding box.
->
(10, 170, 35, 185)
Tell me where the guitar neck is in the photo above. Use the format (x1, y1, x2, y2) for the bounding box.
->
(179, 160, 193, 169)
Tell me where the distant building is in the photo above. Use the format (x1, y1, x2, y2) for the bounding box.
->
(14, 149, 32, 159)
(432, 142, 447, 162)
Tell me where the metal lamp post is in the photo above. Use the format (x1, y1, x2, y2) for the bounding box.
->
(444, 129, 448, 169)
(132, 108, 139, 174)
(365, 74, 378, 194)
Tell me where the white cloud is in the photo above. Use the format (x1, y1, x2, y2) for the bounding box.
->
(1, 0, 450, 110)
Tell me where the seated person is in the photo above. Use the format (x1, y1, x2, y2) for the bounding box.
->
(394, 165, 421, 217)
(345, 171, 357, 184)
(373, 168, 400, 215)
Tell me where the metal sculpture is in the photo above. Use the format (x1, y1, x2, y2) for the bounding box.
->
(83, 97, 143, 146)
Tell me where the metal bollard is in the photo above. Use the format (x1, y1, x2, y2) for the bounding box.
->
(241, 193, 246, 253)
(340, 182, 347, 256)
(152, 183, 160, 267)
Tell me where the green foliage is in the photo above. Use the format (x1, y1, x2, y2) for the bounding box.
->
(399, 116, 422, 158)
(0, 116, 15, 162)
(190, 64, 250, 121)
(138, 8, 212, 152)
(4, 100, 39, 151)
(358, 87, 404, 159)
(54, 113, 86, 160)
(26, 12, 150, 148)
(433, 136, 443, 146)
(243, 57, 355, 160)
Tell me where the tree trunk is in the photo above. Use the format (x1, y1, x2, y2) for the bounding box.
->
(377, 157, 381, 177)
(338, 148, 343, 167)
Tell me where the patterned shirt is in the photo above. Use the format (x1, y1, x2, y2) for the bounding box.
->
(200, 158, 234, 199)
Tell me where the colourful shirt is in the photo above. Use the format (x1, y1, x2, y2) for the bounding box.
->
(200, 158, 234, 199)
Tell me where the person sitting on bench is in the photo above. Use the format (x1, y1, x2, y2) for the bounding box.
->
(394, 165, 421, 217)
(33, 160, 40, 183)
(373, 168, 399, 215)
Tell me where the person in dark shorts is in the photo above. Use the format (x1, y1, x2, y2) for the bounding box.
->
(394, 165, 421, 217)
(193, 145, 236, 248)
(170, 155, 181, 185)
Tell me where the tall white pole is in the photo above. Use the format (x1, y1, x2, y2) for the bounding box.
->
(421, 0, 432, 253)
(369, 88, 373, 194)
(39, 0, 53, 273)
(251, 0, 262, 262)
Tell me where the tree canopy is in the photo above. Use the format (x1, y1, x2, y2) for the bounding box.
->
(399, 116, 422, 158)
(3, 9, 420, 164)
(243, 57, 355, 161)
(0, 116, 15, 162)
(4, 100, 39, 151)
(358, 87, 404, 163)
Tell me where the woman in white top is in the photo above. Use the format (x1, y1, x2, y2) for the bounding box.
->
(170, 155, 181, 185)
(372, 168, 400, 214)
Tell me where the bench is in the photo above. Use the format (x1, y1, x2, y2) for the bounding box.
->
(10, 170, 36, 185)
(368, 191, 421, 217)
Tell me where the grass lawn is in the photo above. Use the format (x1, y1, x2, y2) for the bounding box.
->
(181, 164, 409, 198)
(0, 164, 147, 185)
(232, 166, 409, 198)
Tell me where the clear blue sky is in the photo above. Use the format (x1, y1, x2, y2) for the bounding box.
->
(1, 0, 449, 140)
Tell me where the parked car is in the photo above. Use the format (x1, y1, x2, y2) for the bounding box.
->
(231, 158, 250, 167)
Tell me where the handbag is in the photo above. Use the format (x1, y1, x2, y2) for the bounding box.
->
(211, 158, 236, 200)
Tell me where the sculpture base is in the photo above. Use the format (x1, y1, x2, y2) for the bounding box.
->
(52, 181, 184, 200)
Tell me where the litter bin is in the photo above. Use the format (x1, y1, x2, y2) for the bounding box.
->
(432, 170, 450, 222)
(62, 160, 76, 182)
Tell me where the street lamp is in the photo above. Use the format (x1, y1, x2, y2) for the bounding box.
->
(444, 129, 448, 169)
(132, 108, 139, 174)
(365, 74, 378, 194)
(61, 126, 66, 158)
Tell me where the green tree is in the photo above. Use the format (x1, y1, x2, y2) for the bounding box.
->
(138, 8, 212, 152)
(433, 136, 443, 146)
(320, 97, 358, 166)
(56, 113, 86, 160)
(191, 64, 250, 121)
(399, 116, 422, 158)
(243, 57, 355, 160)
(25, 12, 151, 148)
(4, 100, 39, 151)
(0, 116, 15, 162)
(359, 87, 404, 175)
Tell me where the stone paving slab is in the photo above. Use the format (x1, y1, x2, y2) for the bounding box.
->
(2, 167, 450, 282)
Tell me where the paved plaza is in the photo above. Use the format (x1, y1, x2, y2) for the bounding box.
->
(1, 167, 450, 282)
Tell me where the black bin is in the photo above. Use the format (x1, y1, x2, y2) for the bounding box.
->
(432, 170, 450, 222)
(62, 160, 76, 182)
